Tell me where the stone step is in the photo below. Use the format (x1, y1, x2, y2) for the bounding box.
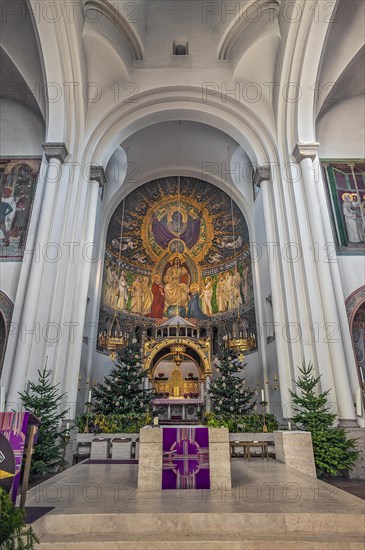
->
(36, 532, 365, 550)
(33, 512, 365, 537)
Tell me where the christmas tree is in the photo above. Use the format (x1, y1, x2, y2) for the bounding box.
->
(209, 346, 255, 419)
(19, 367, 69, 475)
(289, 362, 359, 478)
(92, 341, 153, 416)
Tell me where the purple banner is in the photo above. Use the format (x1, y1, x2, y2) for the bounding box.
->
(0, 412, 30, 503)
(162, 427, 210, 490)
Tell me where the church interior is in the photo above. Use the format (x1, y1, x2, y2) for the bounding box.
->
(0, 0, 364, 547)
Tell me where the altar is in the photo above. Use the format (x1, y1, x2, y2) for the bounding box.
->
(153, 398, 204, 423)
(138, 426, 231, 491)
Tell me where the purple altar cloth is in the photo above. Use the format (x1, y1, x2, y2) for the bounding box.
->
(162, 427, 210, 490)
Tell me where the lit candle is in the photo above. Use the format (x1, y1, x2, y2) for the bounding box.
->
(88, 390, 92, 402)
(261, 389, 265, 402)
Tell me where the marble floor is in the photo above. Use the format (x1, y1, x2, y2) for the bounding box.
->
(24, 458, 365, 516)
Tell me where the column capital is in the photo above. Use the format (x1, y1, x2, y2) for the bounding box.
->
(42, 142, 68, 163)
(253, 166, 271, 188)
(90, 165, 107, 188)
(293, 143, 320, 164)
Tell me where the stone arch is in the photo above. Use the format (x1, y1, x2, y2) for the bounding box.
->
(83, 86, 277, 169)
(0, 291, 14, 377)
(144, 338, 212, 380)
(346, 286, 365, 394)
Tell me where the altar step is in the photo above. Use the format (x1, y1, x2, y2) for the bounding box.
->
(36, 532, 365, 550)
(33, 512, 365, 550)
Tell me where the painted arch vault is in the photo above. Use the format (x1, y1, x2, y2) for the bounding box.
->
(98, 177, 255, 336)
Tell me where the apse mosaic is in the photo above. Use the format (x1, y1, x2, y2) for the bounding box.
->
(0, 158, 42, 261)
(321, 161, 365, 250)
(100, 177, 254, 322)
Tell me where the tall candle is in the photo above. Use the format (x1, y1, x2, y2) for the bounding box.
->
(261, 389, 265, 402)
(88, 390, 92, 402)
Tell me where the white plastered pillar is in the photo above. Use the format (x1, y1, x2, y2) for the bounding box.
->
(254, 167, 294, 419)
(293, 143, 358, 427)
(5, 143, 68, 409)
(62, 166, 105, 415)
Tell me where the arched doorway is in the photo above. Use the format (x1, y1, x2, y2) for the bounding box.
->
(353, 303, 365, 394)
(346, 286, 365, 399)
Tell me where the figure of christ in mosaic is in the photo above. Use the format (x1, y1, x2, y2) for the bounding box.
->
(99, 177, 256, 329)
(163, 257, 191, 309)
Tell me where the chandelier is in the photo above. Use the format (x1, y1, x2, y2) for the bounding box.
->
(98, 313, 128, 360)
(224, 333, 256, 352)
(223, 316, 256, 352)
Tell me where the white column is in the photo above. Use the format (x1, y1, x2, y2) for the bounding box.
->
(6, 143, 68, 409)
(293, 144, 358, 426)
(254, 167, 294, 418)
(63, 167, 105, 411)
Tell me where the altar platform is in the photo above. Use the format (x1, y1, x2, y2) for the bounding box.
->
(24, 458, 365, 549)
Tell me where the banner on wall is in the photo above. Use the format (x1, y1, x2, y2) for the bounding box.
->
(0, 412, 31, 503)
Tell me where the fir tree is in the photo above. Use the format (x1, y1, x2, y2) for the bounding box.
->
(289, 362, 359, 478)
(19, 367, 69, 476)
(209, 346, 255, 419)
(92, 341, 153, 416)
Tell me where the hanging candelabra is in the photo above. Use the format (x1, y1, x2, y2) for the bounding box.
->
(98, 313, 128, 360)
(223, 313, 257, 352)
